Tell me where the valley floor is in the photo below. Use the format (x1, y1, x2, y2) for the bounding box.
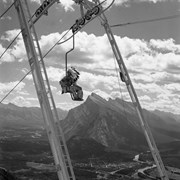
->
(1, 128, 180, 180)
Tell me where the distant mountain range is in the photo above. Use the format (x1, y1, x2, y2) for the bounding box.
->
(1, 93, 180, 155)
(0, 103, 67, 129)
(61, 93, 180, 153)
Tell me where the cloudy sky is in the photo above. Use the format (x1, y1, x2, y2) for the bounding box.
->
(0, 0, 180, 113)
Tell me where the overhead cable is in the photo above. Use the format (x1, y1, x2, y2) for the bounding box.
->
(0, 1, 16, 19)
(44, 29, 71, 57)
(110, 14, 180, 27)
(0, 1, 19, 60)
(0, 31, 22, 59)
(3, 2, 179, 103)
(0, 12, 36, 60)
(0, 29, 71, 103)
(0, 71, 31, 103)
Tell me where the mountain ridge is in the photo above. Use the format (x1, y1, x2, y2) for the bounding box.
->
(61, 93, 180, 152)
(0, 103, 68, 129)
(1, 93, 180, 152)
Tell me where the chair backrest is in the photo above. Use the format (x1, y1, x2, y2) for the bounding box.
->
(68, 68, 79, 81)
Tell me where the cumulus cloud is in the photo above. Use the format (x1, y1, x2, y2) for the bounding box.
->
(25, 74, 33, 81)
(155, 53, 180, 72)
(92, 89, 111, 100)
(150, 39, 180, 53)
(10, 96, 33, 107)
(46, 66, 64, 81)
(36, 30, 180, 112)
(1, 0, 178, 14)
(0, 81, 25, 95)
(36, 65, 120, 91)
(164, 83, 180, 94)
(39, 31, 113, 68)
(126, 51, 180, 75)
(116, 36, 150, 57)
(1, 29, 21, 42)
(0, 29, 26, 63)
(56, 101, 80, 110)
(139, 95, 151, 101)
(110, 91, 131, 101)
(39, 31, 150, 71)
(2, 0, 8, 3)
(0, 44, 15, 63)
(60, 0, 75, 11)
(58, 0, 179, 12)
(1, 26, 180, 113)
(112, 0, 180, 6)
(0, 16, 12, 20)
(80, 71, 119, 91)
(30, 0, 41, 4)
(50, 85, 57, 91)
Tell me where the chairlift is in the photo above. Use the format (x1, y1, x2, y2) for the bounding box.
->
(59, 33, 83, 101)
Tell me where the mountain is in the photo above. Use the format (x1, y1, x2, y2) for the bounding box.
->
(0, 103, 68, 129)
(152, 109, 180, 124)
(61, 93, 180, 153)
(1, 96, 180, 179)
(1, 94, 180, 155)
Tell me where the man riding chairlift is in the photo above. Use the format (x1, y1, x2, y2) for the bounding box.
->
(59, 67, 83, 101)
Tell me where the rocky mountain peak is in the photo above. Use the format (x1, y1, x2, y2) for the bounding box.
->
(62, 93, 147, 151)
(62, 93, 180, 152)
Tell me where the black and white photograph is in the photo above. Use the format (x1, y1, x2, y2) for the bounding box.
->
(0, 0, 180, 179)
